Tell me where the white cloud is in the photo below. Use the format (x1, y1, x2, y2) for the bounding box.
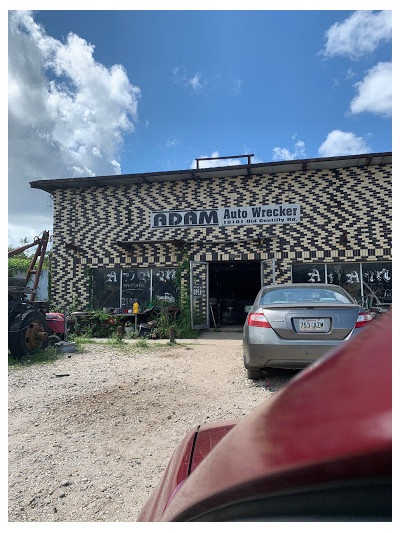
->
(187, 73, 202, 92)
(318, 130, 371, 157)
(8, 10, 141, 241)
(8, 220, 52, 250)
(322, 10, 392, 59)
(172, 66, 182, 78)
(191, 151, 245, 169)
(233, 78, 243, 94)
(350, 61, 392, 117)
(165, 139, 179, 147)
(272, 138, 307, 161)
(172, 66, 211, 93)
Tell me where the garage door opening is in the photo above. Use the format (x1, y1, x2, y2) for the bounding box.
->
(209, 261, 261, 327)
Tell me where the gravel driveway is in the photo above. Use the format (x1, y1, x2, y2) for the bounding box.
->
(8, 332, 297, 522)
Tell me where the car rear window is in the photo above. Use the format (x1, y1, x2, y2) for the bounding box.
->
(259, 287, 353, 305)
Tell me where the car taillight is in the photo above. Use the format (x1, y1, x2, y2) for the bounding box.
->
(355, 312, 373, 328)
(248, 313, 272, 328)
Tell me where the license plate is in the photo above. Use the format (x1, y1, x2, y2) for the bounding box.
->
(299, 318, 325, 332)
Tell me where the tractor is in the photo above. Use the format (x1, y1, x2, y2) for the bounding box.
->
(8, 231, 52, 358)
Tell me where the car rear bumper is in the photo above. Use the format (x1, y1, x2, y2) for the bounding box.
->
(243, 330, 361, 370)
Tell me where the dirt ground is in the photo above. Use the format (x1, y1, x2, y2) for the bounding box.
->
(8, 332, 297, 522)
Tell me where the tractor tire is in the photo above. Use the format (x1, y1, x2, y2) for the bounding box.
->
(9, 310, 49, 359)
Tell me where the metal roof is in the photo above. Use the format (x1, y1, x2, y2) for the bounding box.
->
(30, 152, 392, 194)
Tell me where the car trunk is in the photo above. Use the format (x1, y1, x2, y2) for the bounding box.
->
(260, 303, 360, 340)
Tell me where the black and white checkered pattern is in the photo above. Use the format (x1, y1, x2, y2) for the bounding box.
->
(50, 163, 392, 308)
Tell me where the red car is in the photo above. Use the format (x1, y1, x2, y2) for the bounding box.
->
(137, 311, 391, 522)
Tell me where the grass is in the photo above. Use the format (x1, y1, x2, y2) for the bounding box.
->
(69, 334, 127, 349)
(71, 337, 95, 344)
(8, 337, 89, 367)
(74, 335, 151, 351)
(105, 336, 125, 347)
(8, 346, 61, 367)
(8, 335, 194, 367)
(136, 338, 149, 349)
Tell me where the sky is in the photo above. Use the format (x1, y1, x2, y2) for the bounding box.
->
(7, 7, 393, 247)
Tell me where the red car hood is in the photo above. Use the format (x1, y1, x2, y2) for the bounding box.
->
(138, 311, 391, 521)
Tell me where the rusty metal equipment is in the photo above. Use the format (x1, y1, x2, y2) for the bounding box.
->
(8, 231, 49, 302)
(8, 231, 50, 358)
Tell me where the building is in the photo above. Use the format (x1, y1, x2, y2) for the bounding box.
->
(31, 152, 392, 328)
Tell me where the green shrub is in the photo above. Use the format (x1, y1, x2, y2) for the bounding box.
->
(74, 309, 117, 338)
(8, 257, 32, 278)
(8, 239, 50, 278)
(150, 303, 199, 339)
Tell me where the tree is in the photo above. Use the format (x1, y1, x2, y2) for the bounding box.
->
(8, 237, 50, 277)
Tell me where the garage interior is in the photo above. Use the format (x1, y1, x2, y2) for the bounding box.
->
(208, 261, 261, 327)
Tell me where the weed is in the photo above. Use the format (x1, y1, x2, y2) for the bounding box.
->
(105, 335, 126, 348)
(152, 342, 170, 348)
(136, 338, 149, 349)
(69, 335, 95, 345)
(126, 329, 139, 340)
(150, 302, 200, 340)
(152, 341, 178, 347)
(147, 249, 200, 340)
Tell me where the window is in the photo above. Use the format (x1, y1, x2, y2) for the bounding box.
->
(92, 268, 179, 311)
(291, 262, 392, 305)
(326, 262, 361, 301)
(121, 269, 151, 309)
(260, 286, 352, 305)
(361, 262, 392, 304)
(292, 263, 325, 284)
(92, 269, 120, 308)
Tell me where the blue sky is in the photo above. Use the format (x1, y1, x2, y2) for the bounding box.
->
(8, 9, 392, 245)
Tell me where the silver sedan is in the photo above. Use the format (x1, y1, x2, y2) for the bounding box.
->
(243, 283, 372, 379)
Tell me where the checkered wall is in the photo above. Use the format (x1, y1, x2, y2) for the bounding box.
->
(51, 163, 392, 309)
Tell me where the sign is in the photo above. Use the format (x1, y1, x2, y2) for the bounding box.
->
(151, 204, 300, 228)
(193, 285, 203, 296)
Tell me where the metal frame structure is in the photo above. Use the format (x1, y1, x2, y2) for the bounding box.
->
(195, 154, 254, 169)
(8, 231, 50, 302)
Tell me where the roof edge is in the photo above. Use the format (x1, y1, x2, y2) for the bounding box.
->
(30, 151, 392, 192)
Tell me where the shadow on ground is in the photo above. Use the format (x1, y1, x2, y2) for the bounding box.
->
(251, 368, 300, 392)
(198, 329, 243, 341)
